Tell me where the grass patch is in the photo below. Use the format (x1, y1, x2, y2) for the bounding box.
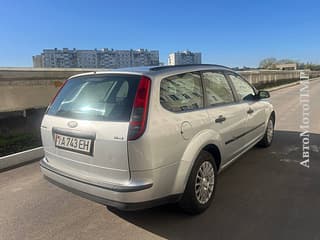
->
(0, 133, 41, 157)
(254, 78, 299, 90)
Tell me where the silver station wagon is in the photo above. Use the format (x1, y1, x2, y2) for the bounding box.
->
(40, 64, 275, 214)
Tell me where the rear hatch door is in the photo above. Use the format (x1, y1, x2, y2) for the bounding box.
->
(41, 73, 141, 185)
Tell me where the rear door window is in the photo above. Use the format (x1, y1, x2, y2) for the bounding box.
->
(202, 71, 235, 106)
(160, 72, 204, 112)
(47, 74, 141, 121)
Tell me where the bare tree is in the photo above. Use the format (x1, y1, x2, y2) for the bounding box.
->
(259, 58, 277, 69)
(277, 59, 297, 64)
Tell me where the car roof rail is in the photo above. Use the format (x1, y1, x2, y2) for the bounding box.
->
(149, 64, 232, 71)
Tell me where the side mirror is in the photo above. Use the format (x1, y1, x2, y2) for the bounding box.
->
(257, 90, 270, 99)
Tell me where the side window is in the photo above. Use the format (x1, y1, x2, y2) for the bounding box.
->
(228, 74, 256, 101)
(160, 72, 204, 112)
(203, 72, 234, 106)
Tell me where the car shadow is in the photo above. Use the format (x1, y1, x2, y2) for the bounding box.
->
(109, 130, 320, 240)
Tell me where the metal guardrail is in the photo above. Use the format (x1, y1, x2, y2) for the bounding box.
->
(0, 147, 44, 171)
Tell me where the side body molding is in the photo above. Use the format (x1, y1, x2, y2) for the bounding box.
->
(171, 129, 224, 194)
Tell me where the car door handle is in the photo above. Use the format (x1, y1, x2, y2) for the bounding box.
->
(247, 108, 254, 114)
(215, 115, 226, 123)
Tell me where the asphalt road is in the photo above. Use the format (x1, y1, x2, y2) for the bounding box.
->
(1, 79, 320, 240)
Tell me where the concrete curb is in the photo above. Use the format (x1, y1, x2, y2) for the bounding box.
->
(0, 147, 44, 171)
(266, 82, 299, 92)
(265, 77, 320, 92)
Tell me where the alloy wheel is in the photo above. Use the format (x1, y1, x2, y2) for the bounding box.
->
(195, 161, 215, 204)
(267, 119, 274, 143)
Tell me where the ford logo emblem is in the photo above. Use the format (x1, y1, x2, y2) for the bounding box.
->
(67, 121, 78, 128)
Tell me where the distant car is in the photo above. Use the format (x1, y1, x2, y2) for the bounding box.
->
(300, 71, 310, 80)
(40, 64, 275, 214)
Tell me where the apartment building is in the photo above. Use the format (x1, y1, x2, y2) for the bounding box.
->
(33, 48, 159, 68)
(168, 51, 202, 65)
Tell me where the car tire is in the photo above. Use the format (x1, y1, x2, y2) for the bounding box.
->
(179, 150, 217, 214)
(257, 115, 275, 147)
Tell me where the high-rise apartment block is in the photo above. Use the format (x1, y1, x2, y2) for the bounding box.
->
(168, 51, 201, 65)
(33, 48, 159, 68)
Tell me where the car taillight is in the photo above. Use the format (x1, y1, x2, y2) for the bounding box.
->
(128, 76, 151, 141)
(45, 79, 68, 113)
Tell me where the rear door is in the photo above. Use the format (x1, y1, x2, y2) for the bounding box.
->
(41, 74, 141, 185)
(202, 71, 248, 163)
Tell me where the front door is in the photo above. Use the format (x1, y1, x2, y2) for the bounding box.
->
(226, 72, 267, 145)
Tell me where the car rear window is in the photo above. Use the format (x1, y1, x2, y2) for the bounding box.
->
(47, 74, 141, 121)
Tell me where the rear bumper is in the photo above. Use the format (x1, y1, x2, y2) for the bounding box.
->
(43, 175, 180, 210)
(40, 158, 152, 192)
(40, 158, 180, 210)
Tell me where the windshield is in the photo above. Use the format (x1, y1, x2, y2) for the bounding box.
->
(47, 74, 141, 121)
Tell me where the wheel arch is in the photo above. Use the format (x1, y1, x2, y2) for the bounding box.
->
(266, 110, 276, 129)
(264, 104, 275, 127)
(203, 144, 222, 171)
(171, 130, 223, 195)
(270, 110, 276, 122)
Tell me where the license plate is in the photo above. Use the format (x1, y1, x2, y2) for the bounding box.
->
(54, 133, 93, 155)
